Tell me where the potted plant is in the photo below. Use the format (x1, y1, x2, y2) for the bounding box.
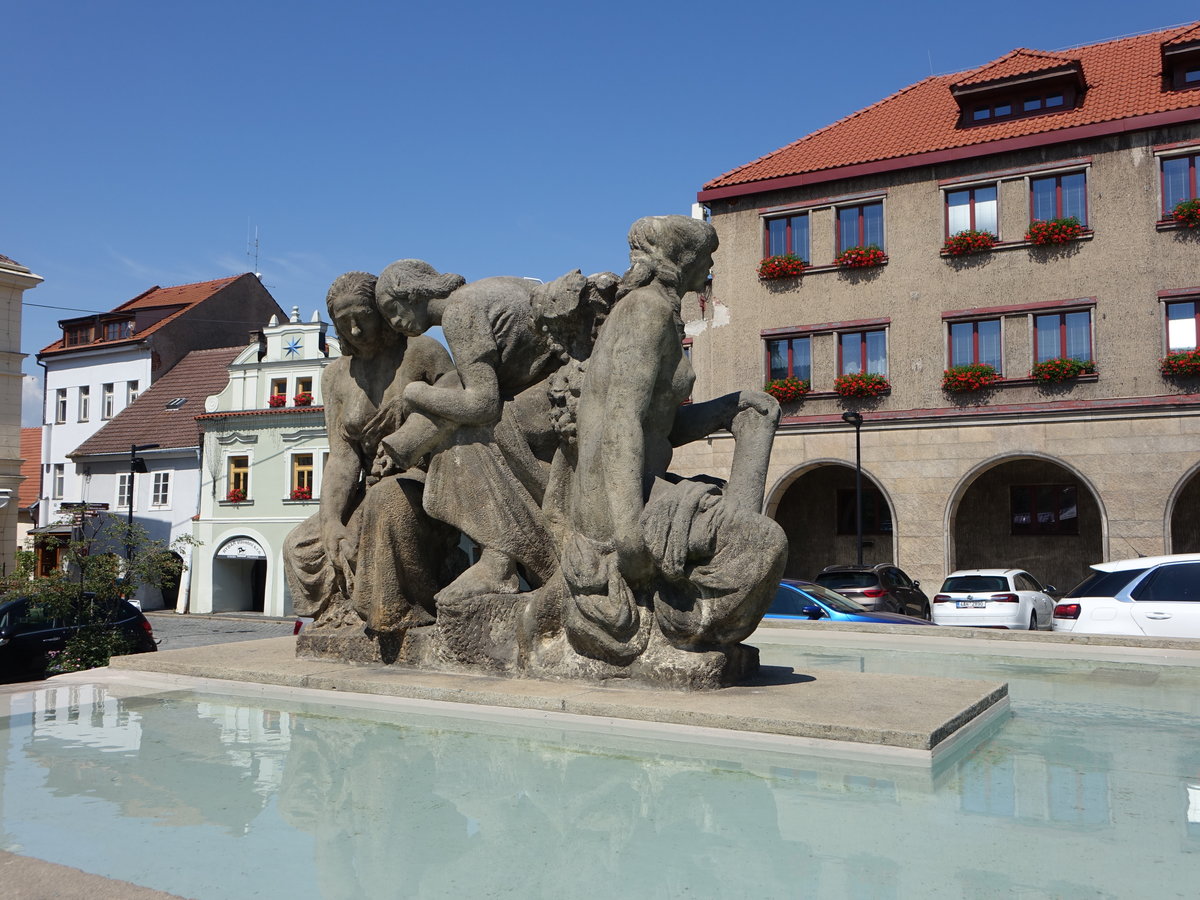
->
(764, 376, 810, 402)
(290, 486, 313, 501)
(834, 244, 887, 268)
(942, 363, 1002, 393)
(757, 254, 806, 280)
(834, 372, 890, 398)
(225, 487, 248, 503)
(293, 391, 314, 407)
(1025, 217, 1085, 245)
(268, 393, 287, 408)
(942, 230, 997, 256)
(1030, 357, 1096, 382)
(1171, 199, 1200, 229)
(1160, 347, 1200, 377)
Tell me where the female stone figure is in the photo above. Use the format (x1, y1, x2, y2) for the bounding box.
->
(558, 215, 787, 666)
(282, 272, 458, 633)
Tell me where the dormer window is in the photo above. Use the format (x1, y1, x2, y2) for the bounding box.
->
(951, 50, 1084, 128)
(64, 325, 92, 346)
(1163, 39, 1200, 91)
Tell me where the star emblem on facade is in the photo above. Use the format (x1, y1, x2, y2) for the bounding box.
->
(284, 337, 302, 357)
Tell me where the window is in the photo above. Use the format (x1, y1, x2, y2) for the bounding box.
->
(1162, 153, 1198, 216)
(1034, 311, 1092, 363)
(296, 377, 313, 396)
(291, 454, 314, 493)
(54, 389, 67, 424)
(103, 320, 132, 341)
(64, 325, 91, 346)
(127, 380, 140, 404)
(151, 472, 170, 508)
(102, 383, 115, 419)
(946, 185, 998, 236)
(836, 489, 892, 534)
(77, 386, 90, 422)
(837, 202, 884, 251)
(964, 87, 1076, 125)
(1130, 563, 1200, 603)
(117, 473, 132, 510)
(839, 330, 887, 376)
(1011, 485, 1078, 535)
(270, 378, 288, 399)
(1030, 172, 1087, 225)
(1015, 572, 1043, 593)
(1166, 301, 1199, 353)
(948, 319, 1002, 371)
(764, 213, 810, 262)
(52, 464, 64, 500)
(228, 456, 250, 495)
(767, 336, 812, 382)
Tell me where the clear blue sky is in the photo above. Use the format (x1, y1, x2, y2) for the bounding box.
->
(7, 1, 1198, 423)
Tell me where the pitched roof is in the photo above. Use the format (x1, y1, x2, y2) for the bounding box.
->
(39, 274, 246, 355)
(702, 23, 1200, 195)
(69, 346, 243, 458)
(19, 428, 41, 508)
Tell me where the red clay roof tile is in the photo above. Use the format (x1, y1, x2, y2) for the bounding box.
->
(703, 23, 1200, 193)
(952, 49, 1080, 88)
(19, 428, 41, 508)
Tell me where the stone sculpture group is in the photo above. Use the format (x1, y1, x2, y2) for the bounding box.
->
(284, 216, 788, 688)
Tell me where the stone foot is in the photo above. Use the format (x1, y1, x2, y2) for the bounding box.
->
(435, 549, 520, 605)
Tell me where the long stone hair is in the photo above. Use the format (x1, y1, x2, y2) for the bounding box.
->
(325, 271, 379, 358)
(376, 259, 466, 306)
(617, 216, 717, 300)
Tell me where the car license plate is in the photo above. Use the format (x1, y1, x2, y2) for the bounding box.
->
(956, 601, 987, 608)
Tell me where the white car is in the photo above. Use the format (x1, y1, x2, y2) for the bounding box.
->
(932, 568, 1057, 630)
(1052, 554, 1200, 638)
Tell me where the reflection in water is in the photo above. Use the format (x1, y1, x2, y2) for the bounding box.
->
(0, 651, 1197, 898)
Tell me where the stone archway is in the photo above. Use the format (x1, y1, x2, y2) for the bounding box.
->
(212, 537, 268, 613)
(1169, 465, 1200, 554)
(949, 456, 1103, 593)
(769, 462, 895, 580)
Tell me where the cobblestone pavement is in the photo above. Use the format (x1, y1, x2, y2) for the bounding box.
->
(143, 612, 297, 650)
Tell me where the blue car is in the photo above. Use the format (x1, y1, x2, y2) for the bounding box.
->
(767, 579, 936, 626)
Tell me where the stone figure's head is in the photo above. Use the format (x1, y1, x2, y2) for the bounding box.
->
(326, 271, 384, 357)
(620, 216, 718, 300)
(375, 259, 466, 337)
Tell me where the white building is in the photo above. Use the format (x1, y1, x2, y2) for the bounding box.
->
(189, 307, 340, 616)
(0, 254, 42, 574)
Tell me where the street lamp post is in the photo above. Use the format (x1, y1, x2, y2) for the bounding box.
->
(126, 443, 160, 561)
(841, 411, 864, 566)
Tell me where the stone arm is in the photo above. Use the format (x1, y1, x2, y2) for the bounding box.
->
(375, 338, 461, 476)
(317, 368, 363, 577)
(669, 390, 781, 514)
(402, 307, 503, 428)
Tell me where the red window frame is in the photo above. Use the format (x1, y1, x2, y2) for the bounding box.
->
(966, 87, 1075, 125)
(765, 335, 812, 382)
(837, 329, 887, 376)
(1165, 299, 1200, 353)
(836, 202, 884, 253)
(1161, 153, 1199, 216)
(1030, 172, 1088, 224)
(946, 318, 1002, 371)
(762, 213, 810, 261)
(1033, 311, 1092, 362)
(944, 186, 997, 237)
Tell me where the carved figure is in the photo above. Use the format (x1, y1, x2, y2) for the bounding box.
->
(282, 272, 458, 632)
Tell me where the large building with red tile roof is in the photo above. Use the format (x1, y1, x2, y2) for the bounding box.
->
(36, 273, 284, 531)
(677, 23, 1200, 598)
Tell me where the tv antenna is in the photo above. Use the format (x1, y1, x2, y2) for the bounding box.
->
(246, 219, 261, 278)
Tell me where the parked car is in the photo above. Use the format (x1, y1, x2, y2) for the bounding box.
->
(1052, 554, 1200, 638)
(932, 568, 1057, 630)
(767, 580, 936, 626)
(813, 565, 931, 619)
(0, 594, 157, 678)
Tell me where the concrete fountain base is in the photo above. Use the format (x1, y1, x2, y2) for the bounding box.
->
(106, 636, 1008, 765)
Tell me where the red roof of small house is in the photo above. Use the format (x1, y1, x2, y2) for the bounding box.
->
(39, 275, 247, 355)
(69, 346, 244, 458)
(701, 23, 1200, 199)
(18, 428, 41, 508)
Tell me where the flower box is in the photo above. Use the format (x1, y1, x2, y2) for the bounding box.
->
(834, 245, 887, 268)
(1030, 357, 1095, 383)
(942, 230, 997, 257)
(1025, 217, 1085, 245)
(293, 391, 314, 407)
(834, 372, 890, 398)
(267, 394, 287, 408)
(764, 376, 810, 403)
(757, 254, 806, 280)
(1171, 199, 1200, 229)
(1161, 347, 1200, 378)
(225, 488, 248, 503)
(290, 486, 313, 501)
(942, 363, 1002, 393)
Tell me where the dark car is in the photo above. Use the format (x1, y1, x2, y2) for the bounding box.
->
(0, 594, 157, 678)
(767, 580, 936, 626)
(813, 564, 931, 619)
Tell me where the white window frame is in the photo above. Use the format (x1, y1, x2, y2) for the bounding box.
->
(77, 386, 90, 422)
(102, 383, 115, 420)
(52, 464, 64, 500)
(150, 471, 171, 508)
(127, 380, 140, 404)
(116, 473, 133, 511)
(54, 389, 67, 424)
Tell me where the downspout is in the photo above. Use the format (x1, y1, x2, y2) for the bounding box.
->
(176, 428, 204, 614)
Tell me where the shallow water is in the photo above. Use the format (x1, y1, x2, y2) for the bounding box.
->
(1, 640, 1197, 899)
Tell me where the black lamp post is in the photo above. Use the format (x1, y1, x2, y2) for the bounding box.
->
(126, 443, 160, 561)
(841, 411, 864, 565)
